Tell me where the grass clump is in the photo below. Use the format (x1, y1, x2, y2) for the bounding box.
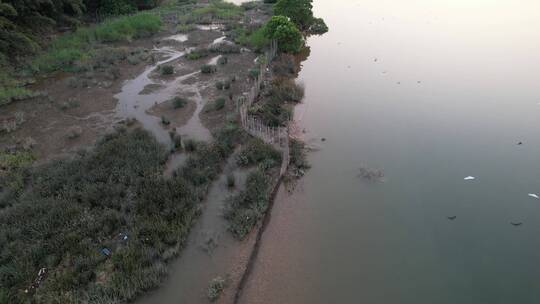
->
(203, 97, 226, 112)
(236, 138, 282, 168)
(248, 67, 260, 79)
(176, 23, 195, 33)
(0, 150, 35, 206)
(186, 48, 209, 60)
(208, 42, 241, 54)
(289, 139, 310, 178)
(192, 0, 244, 24)
(224, 169, 272, 239)
(234, 25, 270, 51)
(207, 276, 227, 302)
(248, 99, 292, 127)
(201, 64, 217, 74)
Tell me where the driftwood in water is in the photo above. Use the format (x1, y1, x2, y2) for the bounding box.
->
(357, 166, 384, 182)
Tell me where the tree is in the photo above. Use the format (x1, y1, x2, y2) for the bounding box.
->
(264, 16, 303, 53)
(273, 0, 313, 29)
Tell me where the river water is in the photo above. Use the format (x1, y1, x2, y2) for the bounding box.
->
(239, 0, 540, 303)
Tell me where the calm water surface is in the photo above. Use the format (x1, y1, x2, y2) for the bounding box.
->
(241, 0, 540, 303)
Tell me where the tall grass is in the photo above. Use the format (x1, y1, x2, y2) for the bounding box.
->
(191, 0, 244, 23)
(0, 126, 244, 304)
(31, 13, 162, 73)
(234, 25, 270, 51)
(225, 138, 281, 239)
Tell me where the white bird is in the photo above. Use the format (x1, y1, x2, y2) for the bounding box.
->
(464, 176, 475, 180)
(528, 193, 539, 199)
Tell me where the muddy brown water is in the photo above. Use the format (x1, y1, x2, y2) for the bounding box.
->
(238, 1, 540, 304)
(115, 41, 212, 146)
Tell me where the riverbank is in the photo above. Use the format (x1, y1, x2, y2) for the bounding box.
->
(0, 0, 323, 303)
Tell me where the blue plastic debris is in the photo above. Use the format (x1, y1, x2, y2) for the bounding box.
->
(101, 248, 111, 257)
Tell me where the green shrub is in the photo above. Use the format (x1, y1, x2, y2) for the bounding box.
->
(235, 25, 270, 51)
(161, 115, 171, 125)
(248, 67, 260, 79)
(213, 97, 226, 111)
(273, 0, 314, 29)
(160, 65, 174, 75)
(172, 97, 188, 109)
(208, 42, 241, 54)
(248, 99, 291, 127)
(226, 173, 235, 188)
(217, 56, 228, 65)
(309, 17, 329, 34)
(98, 0, 137, 16)
(236, 138, 281, 167)
(176, 23, 195, 33)
(173, 134, 183, 150)
(192, 0, 244, 23)
(0, 87, 34, 106)
(186, 48, 209, 60)
(184, 139, 198, 152)
(215, 80, 231, 90)
(270, 78, 304, 102)
(201, 64, 217, 74)
(225, 169, 272, 239)
(289, 139, 310, 175)
(264, 16, 303, 53)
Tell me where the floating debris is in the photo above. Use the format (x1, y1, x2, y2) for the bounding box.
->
(517, 141, 523, 145)
(447, 216, 457, 220)
(374, 58, 378, 62)
(464, 176, 475, 180)
(511, 222, 523, 226)
(358, 166, 385, 182)
(528, 193, 539, 199)
(321, 137, 326, 142)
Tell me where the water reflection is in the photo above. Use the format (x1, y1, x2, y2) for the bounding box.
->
(240, 0, 540, 303)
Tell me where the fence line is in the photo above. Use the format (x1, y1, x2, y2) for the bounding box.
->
(237, 40, 289, 176)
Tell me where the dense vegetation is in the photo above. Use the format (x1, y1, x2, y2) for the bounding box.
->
(225, 138, 281, 239)
(0, 125, 243, 304)
(0, 0, 165, 106)
(273, 0, 313, 30)
(32, 13, 162, 73)
(264, 15, 303, 52)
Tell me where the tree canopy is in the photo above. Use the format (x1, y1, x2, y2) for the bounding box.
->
(264, 15, 303, 53)
(0, 0, 161, 60)
(273, 0, 313, 29)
